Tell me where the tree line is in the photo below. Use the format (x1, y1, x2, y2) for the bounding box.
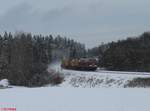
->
(89, 32, 150, 72)
(0, 32, 86, 87)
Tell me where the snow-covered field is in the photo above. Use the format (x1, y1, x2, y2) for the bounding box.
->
(50, 63, 150, 88)
(1, 63, 150, 111)
(1, 88, 150, 111)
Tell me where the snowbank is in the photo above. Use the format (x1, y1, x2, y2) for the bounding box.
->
(49, 63, 150, 88)
(0, 79, 9, 88)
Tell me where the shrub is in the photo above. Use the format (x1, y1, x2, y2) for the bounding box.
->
(25, 69, 64, 87)
(125, 78, 150, 88)
(47, 69, 64, 86)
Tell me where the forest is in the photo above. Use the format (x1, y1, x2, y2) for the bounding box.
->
(0, 32, 86, 87)
(89, 32, 150, 72)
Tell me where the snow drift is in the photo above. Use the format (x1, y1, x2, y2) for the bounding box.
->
(0, 79, 9, 88)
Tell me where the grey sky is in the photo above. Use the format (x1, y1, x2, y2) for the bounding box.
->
(0, 0, 150, 48)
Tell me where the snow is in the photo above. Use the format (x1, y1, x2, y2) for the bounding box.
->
(1, 63, 150, 111)
(0, 88, 150, 111)
(0, 79, 9, 87)
(49, 63, 150, 88)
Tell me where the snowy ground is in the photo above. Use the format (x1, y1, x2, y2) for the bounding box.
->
(1, 63, 150, 111)
(49, 63, 150, 88)
(1, 88, 150, 111)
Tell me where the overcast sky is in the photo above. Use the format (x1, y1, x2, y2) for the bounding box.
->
(0, 0, 150, 48)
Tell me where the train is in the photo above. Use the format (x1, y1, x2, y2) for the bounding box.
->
(61, 58, 98, 71)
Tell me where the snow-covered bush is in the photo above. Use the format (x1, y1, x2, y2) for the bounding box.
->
(0, 79, 9, 88)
